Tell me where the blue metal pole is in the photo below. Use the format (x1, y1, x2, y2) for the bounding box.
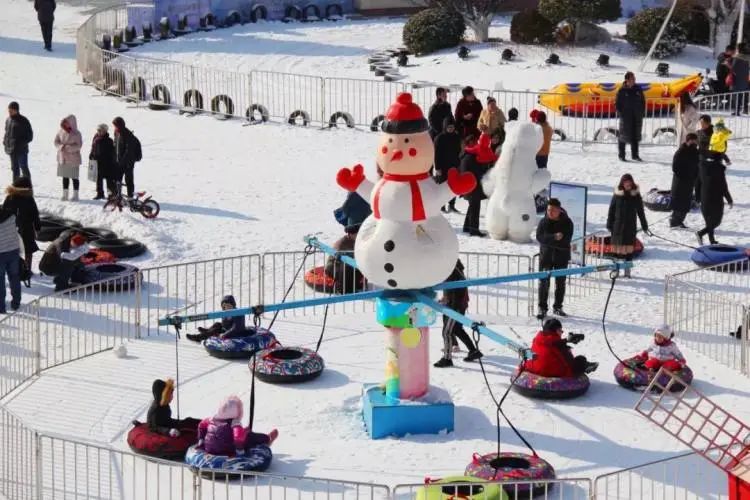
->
(413, 292, 532, 359)
(304, 235, 359, 269)
(432, 262, 631, 292)
(158, 288, 386, 327)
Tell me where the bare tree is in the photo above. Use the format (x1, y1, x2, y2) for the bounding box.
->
(706, 0, 745, 56)
(425, 0, 504, 42)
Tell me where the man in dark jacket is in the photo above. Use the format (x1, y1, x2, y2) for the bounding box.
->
(428, 88, 452, 141)
(34, 0, 56, 51)
(112, 116, 137, 198)
(434, 116, 461, 212)
(731, 43, 750, 115)
(694, 114, 713, 204)
(670, 133, 699, 228)
(89, 123, 116, 199)
(3, 102, 33, 182)
(535, 198, 574, 319)
(615, 71, 645, 162)
(454, 86, 483, 140)
(696, 153, 733, 245)
(715, 45, 735, 94)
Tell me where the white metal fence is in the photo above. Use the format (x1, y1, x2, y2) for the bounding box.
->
(74, 3, 694, 147)
(664, 260, 750, 376)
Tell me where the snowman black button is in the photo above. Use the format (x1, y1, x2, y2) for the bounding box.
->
(384, 240, 395, 252)
(387, 279, 398, 288)
(384, 263, 394, 273)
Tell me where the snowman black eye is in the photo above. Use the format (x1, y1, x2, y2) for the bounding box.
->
(404, 138, 410, 143)
(389, 138, 393, 143)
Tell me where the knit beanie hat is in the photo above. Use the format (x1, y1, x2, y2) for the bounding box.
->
(381, 93, 428, 134)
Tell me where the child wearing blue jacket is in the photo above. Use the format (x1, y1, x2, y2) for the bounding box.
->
(186, 295, 247, 342)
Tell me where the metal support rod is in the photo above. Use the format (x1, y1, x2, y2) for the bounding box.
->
(413, 292, 532, 359)
(638, 0, 679, 72)
(304, 235, 359, 269)
(739, 0, 747, 51)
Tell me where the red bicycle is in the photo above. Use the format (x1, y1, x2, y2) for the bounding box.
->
(103, 182, 160, 219)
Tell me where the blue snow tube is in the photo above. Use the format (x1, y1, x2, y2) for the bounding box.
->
(203, 328, 277, 359)
(690, 244, 749, 270)
(185, 444, 272, 479)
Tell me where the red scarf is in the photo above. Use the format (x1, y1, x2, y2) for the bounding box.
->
(373, 172, 430, 221)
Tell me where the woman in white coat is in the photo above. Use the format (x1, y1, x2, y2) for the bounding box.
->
(54, 115, 82, 201)
(678, 93, 700, 144)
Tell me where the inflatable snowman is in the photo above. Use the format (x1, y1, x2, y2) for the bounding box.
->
(483, 122, 551, 243)
(336, 93, 476, 290)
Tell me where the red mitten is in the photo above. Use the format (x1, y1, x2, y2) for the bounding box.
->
(662, 359, 683, 372)
(337, 164, 366, 192)
(643, 358, 661, 370)
(446, 168, 476, 196)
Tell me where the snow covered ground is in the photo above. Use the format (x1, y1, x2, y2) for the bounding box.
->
(1, 0, 750, 493)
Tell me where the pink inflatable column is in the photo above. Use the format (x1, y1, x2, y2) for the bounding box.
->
(385, 326, 429, 400)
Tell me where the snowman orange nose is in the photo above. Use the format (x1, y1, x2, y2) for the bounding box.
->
(390, 150, 404, 161)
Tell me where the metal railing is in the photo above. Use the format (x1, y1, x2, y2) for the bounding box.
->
(393, 478, 592, 500)
(75, 3, 692, 147)
(664, 261, 750, 376)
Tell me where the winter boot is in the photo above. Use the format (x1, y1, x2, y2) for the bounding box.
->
(553, 307, 568, 317)
(186, 332, 208, 342)
(433, 358, 454, 368)
(536, 308, 547, 320)
(61, 189, 69, 201)
(624, 267, 631, 278)
(71, 190, 79, 201)
(464, 349, 484, 362)
(268, 429, 279, 445)
(584, 361, 599, 374)
(695, 232, 704, 246)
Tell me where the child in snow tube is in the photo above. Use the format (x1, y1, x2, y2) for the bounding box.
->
(187, 295, 246, 342)
(128, 378, 200, 459)
(186, 395, 277, 474)
(322, 231, 367, 294)
(614, 324, 692, 390)
(523, 318, 598, 378)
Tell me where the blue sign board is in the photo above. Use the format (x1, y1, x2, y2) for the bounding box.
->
(549, 181, 588, 266)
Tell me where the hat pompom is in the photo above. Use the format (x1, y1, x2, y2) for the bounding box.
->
(381, 92, 428, 134)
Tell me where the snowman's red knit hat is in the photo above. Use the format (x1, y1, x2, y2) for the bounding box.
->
(381, 93, 428, 134)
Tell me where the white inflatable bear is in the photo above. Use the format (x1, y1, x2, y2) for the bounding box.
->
(483, 122, 551, 243)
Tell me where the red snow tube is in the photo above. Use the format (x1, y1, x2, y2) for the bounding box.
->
(127, 421, 199, 460)
(80, 249, 117, 265)
(303, 265, 365, 294)
(585, 236, 644, 258)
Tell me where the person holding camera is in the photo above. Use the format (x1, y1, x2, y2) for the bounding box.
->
(523, 318, 598, 377)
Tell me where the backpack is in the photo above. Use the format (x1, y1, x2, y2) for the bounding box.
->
(131, 133, 142, 162)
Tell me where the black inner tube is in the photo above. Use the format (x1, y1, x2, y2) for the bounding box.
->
(269, 349, 304, 361)
(490, 456, 531, 470)
(440, 485, 484, 496)
(94, 264, 128, 273)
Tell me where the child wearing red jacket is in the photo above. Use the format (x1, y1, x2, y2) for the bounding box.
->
(523, 318, 598, 377)
(634, 324, 686, 372)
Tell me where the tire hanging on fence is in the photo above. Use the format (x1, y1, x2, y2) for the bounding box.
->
(552, 128, 567, 141)
(303, 4, 320, 20)
(652, 126, 676, 138)
(284, 5, 302, 21)
(328, 111, 354, 128)
(370, 114, 384, 132)
(104, 67, 127, 96)
(130, 76, 147, 101)
(594, 127, 619, 142)
(325, 3, 343, 19)
(149, 84, 171, 110)
(246, 104, 269, 123)
(250, 4, 268, 22)
(288, 110, 310, 126)
(211, 95, 235, 118)
(182, 89, 204, 113)
(224, 10, 242, 27)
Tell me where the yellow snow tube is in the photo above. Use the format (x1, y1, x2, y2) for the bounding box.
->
(538, 73, 702, 117)
(415, 476, 507, 500)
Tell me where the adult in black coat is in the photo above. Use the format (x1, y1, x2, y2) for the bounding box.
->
(460, 133, 496, 237)
(112, 117, 138, 197)
(670, 134, 699, 228)
(428, 87, 453, 141)
(694, 115, 713, 204)
(3, 102, 33, 181)
(535, 198, 574, 318)
(89, 124, 116, 199)
(715, 46, 734, 94)
(34, 0, 56, 51)
(696, 154, 733, 245)
(2, 177, 40, 272)
(615, 72, 645, 162)
(433, 116, 461, 212)
(731, 44, 750, 114)
(607, 174, 649, 277)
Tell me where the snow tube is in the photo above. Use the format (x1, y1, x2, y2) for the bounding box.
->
(252, 346, 325, 384)
(203, 328, 277, 359)
(224, 10, 242, 27)
(185, 444, 272, 478)
(37, 216, 82, 242)
(250, 5, 268, 22)
(303, 265, 365, 294)
(691, 244, 750, 269)
(644, 189, 672, 211)
(130, 77, 147, 101)
(552, 128, 566, 141)
(593, 127, 619, 142)
(211, 95, 234, 118)
(370, 114, 385, 132)
(127, 421, 199, 460)
(511, 368, 590, 399)
(90, 238, 147, 259)
(149, 84, 171, 110)
(613, 357, 694, 391)
(585, 236, 644, 258)
(246, 104, 269, 123)
(303, 4, 320, 20)
(288, 110, 310, 126)
(328, 111, 355, 128)
(325, 3, 343, 19)
(79, 226, 118, 242)
(183, 89, 204, 112)
(80, 249, 117, 265)
(102, 67, 127, 96)
(465, 452, 556, 498)
(283, 5, 302, 21)
(415, 476, 506, 500)
(82, 263, 140, 291)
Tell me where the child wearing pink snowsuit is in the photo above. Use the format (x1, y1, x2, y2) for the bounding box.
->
(196, 396, 278, 456)
(635, 324, 686, 372)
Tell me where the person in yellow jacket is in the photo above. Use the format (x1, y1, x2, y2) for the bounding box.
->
(709, 119, 732, 166)
(477, 97, 506, 138)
